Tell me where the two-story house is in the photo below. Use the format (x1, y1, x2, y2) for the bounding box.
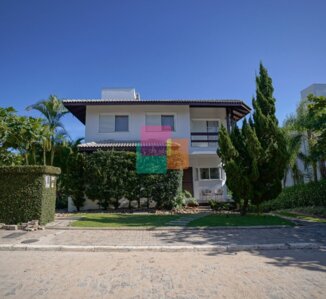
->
(63, 88, 250, 209)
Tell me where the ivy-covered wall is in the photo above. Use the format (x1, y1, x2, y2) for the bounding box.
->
(0, 166, 61, 225)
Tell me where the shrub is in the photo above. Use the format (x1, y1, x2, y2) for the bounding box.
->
(150, 170, 182, 210)
(186, 197, 199, 207)
(260, 180, 326, 212)
(0, 166, 61, 224)
(208, 199, 237, 211)
(61, 152, 86, 211)
(55, 193, 68, 209)
(174, 191, 195, 209)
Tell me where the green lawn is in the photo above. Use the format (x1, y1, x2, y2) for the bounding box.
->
(71, 213, 181, 227)
(276, 211, 326, 223)
(187, 214, 294, 227)
(71, 213, 294, 227)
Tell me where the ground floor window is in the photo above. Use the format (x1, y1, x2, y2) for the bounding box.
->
(195, 167, 222, 180)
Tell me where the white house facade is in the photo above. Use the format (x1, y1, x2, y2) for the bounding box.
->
(63, 88, 250, 210)
(284, 83, 326, 187)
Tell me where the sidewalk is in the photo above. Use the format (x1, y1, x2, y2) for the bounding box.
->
(1, 223, 325, 252)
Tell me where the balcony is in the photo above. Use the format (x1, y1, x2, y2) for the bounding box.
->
(190, 132, 219, 147)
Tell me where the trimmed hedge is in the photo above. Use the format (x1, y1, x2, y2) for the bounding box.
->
(260, 180, 326, 212)
(83, 150, 183, 210)
(0, 166, 61, 225)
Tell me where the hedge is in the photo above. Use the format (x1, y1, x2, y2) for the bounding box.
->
(260, 180, 326, 212)
(80, 150, 183, 210)
(0, 166, 61, 225)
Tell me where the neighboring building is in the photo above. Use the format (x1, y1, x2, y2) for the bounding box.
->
(284, 83, 326, 187)
(300, 83, 326, 100)
(63, 88, 250, 210)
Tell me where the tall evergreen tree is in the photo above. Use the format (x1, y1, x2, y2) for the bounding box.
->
(251, 63, 288, 206)
(218, 63, 287, 214)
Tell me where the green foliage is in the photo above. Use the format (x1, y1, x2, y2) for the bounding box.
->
(218, 63, 287, 214)
(26, 95, 69, 165)
(208, 200, 236, 211)
(259, 180, 326, 212)
(84, 150, 183, 210)
(0, 166, 61, 224)
(284, 94, 326, 181)
(0, 106, 53, 166)
(61, 152, 86, 211)
(186, 197, 199, 207)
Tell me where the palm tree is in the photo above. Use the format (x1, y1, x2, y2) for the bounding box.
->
(26, 95, 69, 165)
(282, 128, 303, 186)
(284, 99, 319, 182)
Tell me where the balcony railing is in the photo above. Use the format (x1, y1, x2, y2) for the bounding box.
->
(190, 132, 219, 147)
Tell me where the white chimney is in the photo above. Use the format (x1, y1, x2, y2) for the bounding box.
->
(101, 88, 140, 100)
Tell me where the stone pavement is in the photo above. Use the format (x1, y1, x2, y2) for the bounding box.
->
(0, 223, 325, 249)
(0, 249, 325, 298)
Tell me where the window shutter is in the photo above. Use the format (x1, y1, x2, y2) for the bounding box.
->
(99, 115, 114, 133)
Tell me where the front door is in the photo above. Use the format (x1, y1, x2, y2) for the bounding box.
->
(182, 167, 194, 195)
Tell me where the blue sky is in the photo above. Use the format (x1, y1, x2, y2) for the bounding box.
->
(0, 0, 325, 139)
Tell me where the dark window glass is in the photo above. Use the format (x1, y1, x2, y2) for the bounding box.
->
(210, 168, 220, 179)
(161, 115, 175, 131)
(200, 168, 210, 180)
(115, 115, 129, 132)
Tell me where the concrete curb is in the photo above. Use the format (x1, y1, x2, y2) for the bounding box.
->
(45, 225, 293, 231)
(0, 243, 323, 252)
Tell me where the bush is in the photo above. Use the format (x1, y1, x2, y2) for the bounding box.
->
(61, 152, 86, 211)
(186, 197, 199, 207)
(208, 199, 236, 211)
(260, 180, 326, 212)
(84, 150, 183, 210)
(0, 166, 61, 224)
(55, 193, 68, 209)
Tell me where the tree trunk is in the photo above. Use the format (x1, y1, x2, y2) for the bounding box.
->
(50, 148, 55, 166)
(25, 153, 29, 165)
(43, 149, 46, 166)
(240, 199, 248, 216)
(32, 147, 36, 165)
(313, 162, 318, 182)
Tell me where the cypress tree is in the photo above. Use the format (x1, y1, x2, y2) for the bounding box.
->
(218, 63, 287, 214)
(251, 63, 287, 207)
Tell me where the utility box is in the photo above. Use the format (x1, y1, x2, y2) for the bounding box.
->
(0, 166, 61, 225)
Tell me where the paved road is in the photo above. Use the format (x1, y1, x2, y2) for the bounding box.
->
(1, 224, 326, 247)
(0, 249, 325, 298)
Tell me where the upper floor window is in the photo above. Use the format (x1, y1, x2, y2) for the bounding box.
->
(145, 114, 175, 131)
(99, 114, 129, 133)
(191, 119, 219, 147)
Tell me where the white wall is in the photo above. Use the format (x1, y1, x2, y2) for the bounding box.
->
(85, 105, 191, 142)
(189, 155, 228, 202)
(190, 107, 227, 126)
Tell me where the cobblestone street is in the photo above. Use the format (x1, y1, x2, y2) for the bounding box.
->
(0, 249, 326, 298)
(1, 224, 325, 247)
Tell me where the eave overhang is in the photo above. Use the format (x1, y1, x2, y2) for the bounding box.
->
(62, 99, 251, 124)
